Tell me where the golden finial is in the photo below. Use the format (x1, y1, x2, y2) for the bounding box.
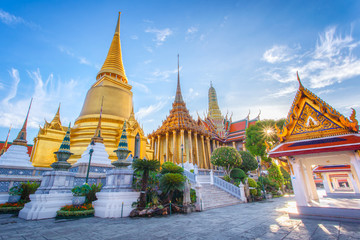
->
(297, 71, 303, 88)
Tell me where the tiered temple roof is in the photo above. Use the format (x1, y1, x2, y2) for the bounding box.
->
(269, 73, 359, 158)
(148, 56, 210, 137)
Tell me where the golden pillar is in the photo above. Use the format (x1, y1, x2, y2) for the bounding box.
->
(180, 129, 185, 164)
(232, 142, 236, 149)
(206, 137, 212, 169)
(165, 132, 169, 162)
(217, 141, 220, 148)
(188, 130, 193, 164)
(212, 139, 216, 151)
(201, 135, 208, 169)
(157, 135, 161, 161)
(151, 137, 154, 151)
(194, 133, 199, 167)
(172, 130, 176, 163)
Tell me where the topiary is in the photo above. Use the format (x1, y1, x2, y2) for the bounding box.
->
(247, 178, 259, 196)
(268, 161, 284, 189)
(211, 147, 242, 175)
(161, 162, 184, 174)
(238, 151, 258, 173)
(230, 168, 247, 181)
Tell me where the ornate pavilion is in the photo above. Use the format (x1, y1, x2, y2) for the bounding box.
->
(269, 73, 360, 219)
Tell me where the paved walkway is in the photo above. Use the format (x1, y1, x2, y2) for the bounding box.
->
(1, 196, 359, 240)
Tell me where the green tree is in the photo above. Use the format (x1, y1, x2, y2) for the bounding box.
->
(280, 167, 292, 192)
(245, 119, 286, 159)
(160, 173, 186, 203)
(268, 161, 284, 190)
(211, 147, 242, 176)
(238, 151, 258, 173)
(132, 158, 160, 209)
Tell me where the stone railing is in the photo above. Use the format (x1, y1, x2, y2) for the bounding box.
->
(213, 175, 243, 200)
(183, 169, 197, 183)
(198, 169, 225, 176)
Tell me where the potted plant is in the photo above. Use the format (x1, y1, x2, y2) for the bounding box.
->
(71, 184, 91, 205)
(8, 185, 23, 203)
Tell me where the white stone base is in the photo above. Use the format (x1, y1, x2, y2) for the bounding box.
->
(19, 193, 73, 220)
(94, 191, 140, 218)
(76, 142, 112, 166)
(0, 193, 9, 204)
(0, 145, 33, 167)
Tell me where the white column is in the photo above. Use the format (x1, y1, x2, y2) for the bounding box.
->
(349, 173, 360, 193)
(289, 158, 310, 207)
(322, 173, 331, 194)
(304, 163, 319, 201)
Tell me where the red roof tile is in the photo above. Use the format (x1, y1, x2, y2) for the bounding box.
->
(0, 142, 33, 155)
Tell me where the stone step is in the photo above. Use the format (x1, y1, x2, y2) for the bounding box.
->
(204, 201, 242, 210)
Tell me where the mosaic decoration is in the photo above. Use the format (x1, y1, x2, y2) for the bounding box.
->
(291, 103, 341, 135)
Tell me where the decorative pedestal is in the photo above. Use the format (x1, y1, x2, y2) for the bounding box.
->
(76, 142, 112, 166)
(94, 191, 139, 218)
(93, 168, 139, 218)
(0, 145, 33, 167)
(19, 171, 75, 220)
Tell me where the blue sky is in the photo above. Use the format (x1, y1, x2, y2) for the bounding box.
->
(1, 0, 360, 144)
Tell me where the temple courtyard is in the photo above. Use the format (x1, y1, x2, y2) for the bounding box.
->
(0, 196, 359, 240)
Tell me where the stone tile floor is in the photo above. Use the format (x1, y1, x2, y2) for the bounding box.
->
(0, 196, 359, 240)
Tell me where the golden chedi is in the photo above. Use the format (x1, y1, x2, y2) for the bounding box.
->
(31, 13, 149, 167)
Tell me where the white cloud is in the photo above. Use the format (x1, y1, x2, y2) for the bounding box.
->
(136, 100, 167, 120)
(151, 67, 180, 81)
(2, 68, 20, 104)
(263, 26, 360, 90)
(58, 46, 93, 67)
(187, 27, 198, 34)
(0, 9, 39, 29)
(145, 28, 173, 46)
(269, 86, 297, 98)
(263, 45, 297, 63)
(130, 35, 138, 40)
(0, 68, 80, 129)
(132, 81, 150, 93)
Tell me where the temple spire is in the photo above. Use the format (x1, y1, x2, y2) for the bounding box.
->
(0, 125, 11, 156)
(13, 98, 32, 146)
(117, 121, 129, 150)
(49, 103, 62, 130)
(97, 12, 127, 83)
(175, 54, 184, 103)
(297, 71, 303, 88)
(92, 97, 104, 143)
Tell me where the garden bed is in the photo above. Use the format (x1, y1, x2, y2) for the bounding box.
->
(0, 202, 25, 214)
(56, 203, 94, 218)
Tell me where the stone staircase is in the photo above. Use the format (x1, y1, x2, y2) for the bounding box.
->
(196, 175, 243, 210)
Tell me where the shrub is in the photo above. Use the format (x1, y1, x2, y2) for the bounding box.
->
(161, 162, 184, 174)
(160, 173, 185, 203)
(20, 181, 40, 202)
(238, 151, 258, 173)
(247, 178, 259, 196)
(9, 185, 23, 196)
(258, 176, 279, 192)
(230, 168, 247, 181)
(223, 175, 232, 183)
(268, 162, 284, 189)
(211, 147, 242, 175)
(85, 183, 102, 203)
(190, 188, 196, 203)
(280, 167, 293, 192)
(57, 204, 94, 217)
(72, 184, 91, 197)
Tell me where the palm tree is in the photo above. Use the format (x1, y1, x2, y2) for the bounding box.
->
(160, 173, 186, 203)
(132, 158, 160, 209)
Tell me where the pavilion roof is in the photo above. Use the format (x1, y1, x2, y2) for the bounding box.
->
(313, 165, 351, 173)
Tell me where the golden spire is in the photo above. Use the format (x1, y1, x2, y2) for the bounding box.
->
(49, 103, 62, 130)
(92, 97, 104, 143)
(13, 98, 32, 146)
(97, 12, 127, 83)
(0, 125, 11, 156)
(175, 54, 184, 103)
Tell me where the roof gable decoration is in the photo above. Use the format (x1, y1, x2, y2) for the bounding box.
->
(276, 73, 358, 142)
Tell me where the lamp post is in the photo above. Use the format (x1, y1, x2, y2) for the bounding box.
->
(181, 143, 184, 168)
(85, 141, 95, 184)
